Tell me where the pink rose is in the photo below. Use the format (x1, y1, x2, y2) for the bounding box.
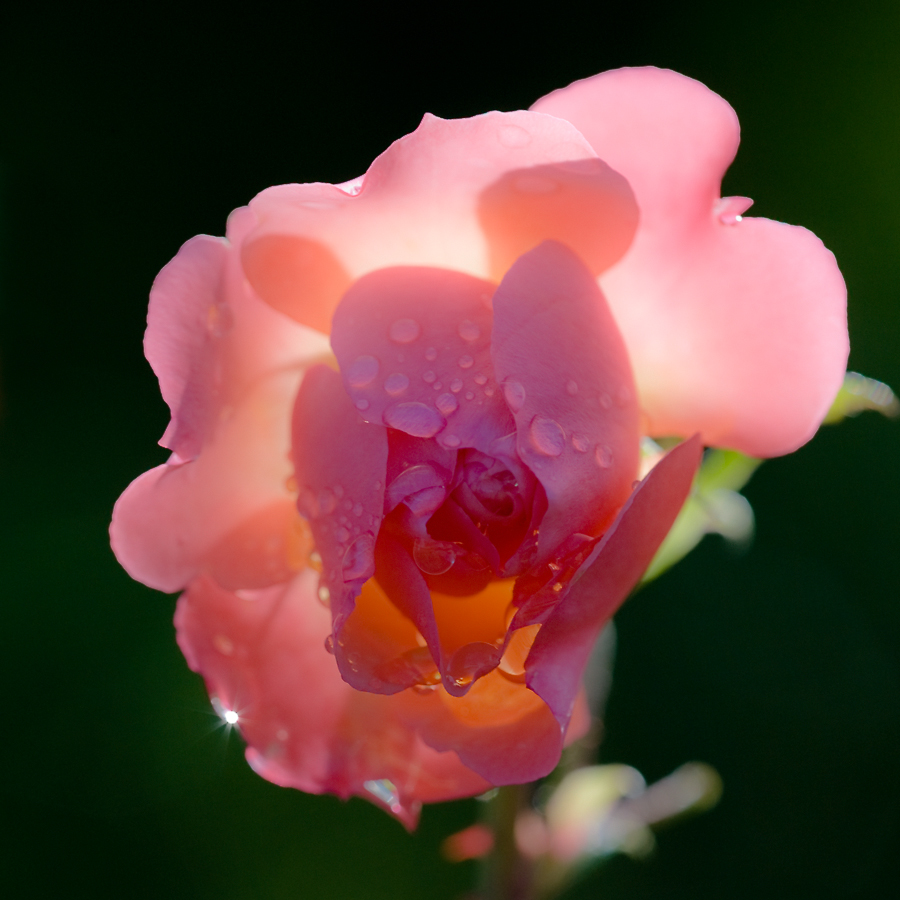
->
(111, 67, 847, 827)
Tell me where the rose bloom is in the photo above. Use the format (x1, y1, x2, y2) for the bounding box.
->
(111, 67, 847, 826)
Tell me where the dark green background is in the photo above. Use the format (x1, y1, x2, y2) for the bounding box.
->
(2, 3, 898, 897)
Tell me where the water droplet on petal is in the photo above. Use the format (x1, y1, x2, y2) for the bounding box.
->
(384, 402, 444, 438)
(504, 381, 526, 412)
(458, 320, 481, 342)
(529, 416, 566, 457)
(595, 444, 613, 468)
(450, 379, 463, 394)
(458, 355, 474, 369)
(424, 346, 438, 362)
(715, 195, 753, 225)
(364, 778, 401, 812)
(353, 503, 363, 517)
(213, 634, 234, 656)
(413, 538, 457, 575)
(566, 379, 578, 396)
(474, 373, 488, 385)
(335, 525, 350, 543)
(484, 386, 495, 397)
(423, 370, 436, 384)
(324, 634, 335, 654)
(389, 318, 420, 344)
(436, 393, 459, 415)
(499, 123, 532, 147)
(346, 355, 380, 388)
(465, 391, 475, 401)
(317, 584, 331, 606)
(318, 488, 337, 515)
(343, 532, 376, 581)
(433, 382, 443, 391)
(355, 398, 370, 411)
(440, 434, 461, 448)
(572, 433, 589, 453)
(384, 373, 410, 396)
(206, 303, 234, 337)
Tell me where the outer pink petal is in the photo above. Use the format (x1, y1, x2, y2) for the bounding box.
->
(175, 571, 489, 828)
(241, 110, 612, 332)
(111, 369, 304, 592)
(533, 67, 848, 456)
(526, 435, 702, 730)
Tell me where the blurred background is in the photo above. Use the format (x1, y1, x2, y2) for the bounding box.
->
(1, 2, 899, 897)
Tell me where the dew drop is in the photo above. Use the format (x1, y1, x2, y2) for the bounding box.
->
(435, 393, 459, 415)
(422, 370, 437, 384)
(504, 381, 526, 412)
(529, 416, 566, 457)
(384, 373, 410, 396)
(342, 499, 353, 512)
(317, 584, 331, 606)
(572, 433, 590, 453)
(465, 391, 475, 401)
(484, 386, 495, 397)
(383, 402, 444, 438)
(353, 503, 363, 517)
(342, 532, 376, 581)
(566, 379, 579, 396)
(474, 373, 488, 386)
(441, 434, 461, 448)
(595, 444, 613, 468)
(715, 195, 753, 225)
(333, 484, 345, 500)
(450, 378, 463, 394)
(389, 318, 420, 344)
(335, 525, 350, 543)
(324, 634, 335, 655)
(458, 320, 481, 342)
(413, 538, 457, 575)
(318, 488, 337, 515)
(276, 728, 289, 741)
(458, 355, 474, 369)
(499, 123, 532, 147)
(424, 346, 438, 362)
(346, 355, 380, 388)
(355, 398, 370, 411)
(213, 634, 234, 656)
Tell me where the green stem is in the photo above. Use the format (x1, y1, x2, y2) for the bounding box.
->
(479, 784, 532, 900)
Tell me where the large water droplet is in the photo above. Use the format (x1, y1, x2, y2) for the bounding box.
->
(595, 444, 613, 468)
(383, 402, 444, 438)
(504, 381, 526, 412)
(529, 416, 566, 457)
(458, 320, 481, 342)
(384, 373, 410, 396)
(388, 318, 420, 344)
(413, 538, 457, 575)
(346, 355, 380, 388)
(343, 532, 376, 581)
(458, 355, 474, 369)
(435, 393, 459, 415)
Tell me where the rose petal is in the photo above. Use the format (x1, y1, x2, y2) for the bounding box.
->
(478, 157, 638, 281)
(533, 67, 848, 455)
(526, 435, 703, 731)
(290, 365, 389, 690)
(111, 369, 304, 593)
(331, 265, 515, 454)
(243, 110, 604, 331)
(175, 572, 489, 828)
(491, 241, 641, 559)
